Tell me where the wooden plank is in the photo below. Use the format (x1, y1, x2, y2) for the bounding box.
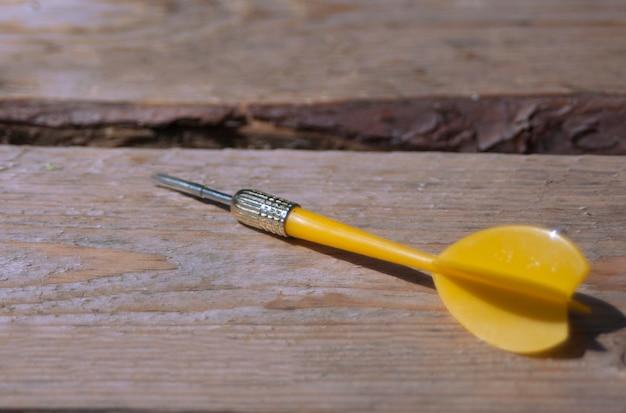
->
(1, 1, 625, 154)
(0, 0, 625, 103)
(0, 146, 624, 412)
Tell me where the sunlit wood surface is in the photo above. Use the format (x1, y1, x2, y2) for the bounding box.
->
(0, 146, 624, 412)
(1, 0, 625, 104)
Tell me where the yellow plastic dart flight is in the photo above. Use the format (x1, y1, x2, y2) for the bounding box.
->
(154, 173, 590, 354)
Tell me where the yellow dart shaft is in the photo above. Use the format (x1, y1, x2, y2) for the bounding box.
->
(286, 207, 437, 271)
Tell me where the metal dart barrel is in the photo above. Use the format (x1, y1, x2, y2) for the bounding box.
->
(153, 173, 299, 237)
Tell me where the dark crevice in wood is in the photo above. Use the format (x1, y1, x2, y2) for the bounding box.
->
(1, 95, 625, 154)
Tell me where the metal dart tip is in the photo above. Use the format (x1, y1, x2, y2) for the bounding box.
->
(153, 173, 233, 207)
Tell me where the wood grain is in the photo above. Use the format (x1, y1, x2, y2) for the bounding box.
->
(0, 146, 624, 412)
(1, 0, 625, 103)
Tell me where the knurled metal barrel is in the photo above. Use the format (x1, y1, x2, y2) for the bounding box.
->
(230, 189, 299, 237)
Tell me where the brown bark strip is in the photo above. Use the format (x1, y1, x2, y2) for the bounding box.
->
(247, 95, 626, 155)
(1, 95, 625, 154)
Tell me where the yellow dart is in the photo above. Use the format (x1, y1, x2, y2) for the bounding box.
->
(154, 173, 590, 354)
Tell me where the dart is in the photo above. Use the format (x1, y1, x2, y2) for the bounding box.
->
(153, 173, 590, 354)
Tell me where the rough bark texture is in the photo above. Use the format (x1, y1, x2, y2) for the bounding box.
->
(1, 96, 625, 154)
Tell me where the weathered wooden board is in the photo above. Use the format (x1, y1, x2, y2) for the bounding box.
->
(1, 0, 625, 103)
(0, 146, 624, 412)
(1, 1, 626, 153)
